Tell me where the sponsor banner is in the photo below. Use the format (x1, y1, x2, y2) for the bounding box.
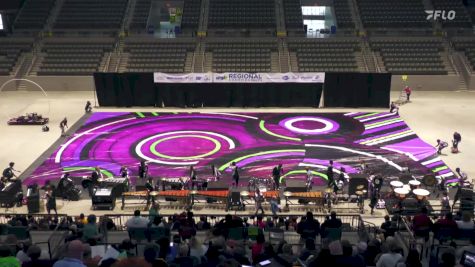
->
(153, 73, 212, 83)
(212, 72, 325, 83)
(154, 72, 325, 83)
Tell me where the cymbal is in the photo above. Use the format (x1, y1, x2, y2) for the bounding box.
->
(355, 190, 364, 196)
(283, 191, 292, 197)
(325, 188, 333, 193)
(356, 185, 364, 190)
(97, 178, 105, 183)
(240, 191, 249, 197)
(149, 191, 159, 196)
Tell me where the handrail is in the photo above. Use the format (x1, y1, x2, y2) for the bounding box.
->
(47, 219, 69, 260)
(398, 216, 417, 250)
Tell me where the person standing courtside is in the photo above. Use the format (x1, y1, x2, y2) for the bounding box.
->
(59, 117, 68, 136)
(404, 85, 412, 102)
(272, 164, 283, 189)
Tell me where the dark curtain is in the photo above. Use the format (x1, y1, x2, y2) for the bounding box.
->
(323, 73, 391, 108)
(94, 73, 323, 107)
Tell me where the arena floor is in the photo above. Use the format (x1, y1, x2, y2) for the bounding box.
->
(0, 90, 474, 226)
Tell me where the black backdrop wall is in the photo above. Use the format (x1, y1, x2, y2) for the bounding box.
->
(323, 73, 391, 108)
(94, 72, 390, 108)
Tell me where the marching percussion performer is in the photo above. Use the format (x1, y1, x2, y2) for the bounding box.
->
(45, 185, 57, 215)
(139, 160, 149, 179)
(119, 166, 129, 178)
(211, 164, 221, 181)
(254, 187, 265, 215)
(272, 164, 284, 189)
(231, 162, 239, 187)
(145, 178, 155, 205)
(306, 167, 313, 190)
(190, 166, 197, 189)
(2, 162, 20, 181)
(326, 161, 334, 187)
(441, 191, 451, 214)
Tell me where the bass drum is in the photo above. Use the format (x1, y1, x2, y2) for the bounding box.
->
(64, 187, 80, 201)
(81, 179, 93, 189)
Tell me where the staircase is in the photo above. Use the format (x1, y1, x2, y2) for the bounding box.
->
(349, 0, 364, 31)
(193, 42, 205, 72)
(121, 0, 137, 31)
(452, 52, 473, 91)
(203, 52, 213, 72)
(107, 54, 119, 72)
(274, 0, 286, 33)
(118, 53, 130, 72)
(355, 52, 367, 72)
(198, 0, 210, 33)
(362, 43, 377, 72)
(289, 52, 299, 72)
(184, 52, 194, 72)
(44, 0, 65, 31)
(270, 52, 280, 72)
(278, 40, 290, 72)
(15, 53, 34, 77)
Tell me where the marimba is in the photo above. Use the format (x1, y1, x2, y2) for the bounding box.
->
(285, 191, 324, 205)
(121, 191, 148, 210)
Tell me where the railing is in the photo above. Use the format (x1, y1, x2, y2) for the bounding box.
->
(103, 213, 363, 232)
(47, 220, 68, 260)
(0, 213, 69, 227)
(398, 216, 417, 250)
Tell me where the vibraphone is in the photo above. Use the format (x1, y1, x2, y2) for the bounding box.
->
(160, 178, 186, 190)
(157, 190, 190, 205)
(121, 191, 148, 210)
(285, 191, 324, 205)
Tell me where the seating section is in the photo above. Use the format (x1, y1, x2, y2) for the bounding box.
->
(357, 0, 431, 28)
(0, 38, 33, 76)
(208, 0, 275, 28)
(333, 0, 356, 28)
(431, 0, 473, 28)
(181, 0, 202, 30)
(38, 38, 115, 75)
(283, 0, 304, 30)
(207, 41, 277, 72)
(370, 38, 447, 74)
(288, 39, 360, 72)
(13, 0, 55, 30)
(124, 39, 196, 73)
(452, 37, 475, 71)
(129, 0, 151, 30)
(54, 0, 127, 29)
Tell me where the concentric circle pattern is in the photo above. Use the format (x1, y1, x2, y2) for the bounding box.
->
(24, 112, 456, 186)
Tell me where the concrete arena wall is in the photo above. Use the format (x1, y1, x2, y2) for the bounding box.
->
(390, 75, 460, 91)
(0, 74, 471, 92)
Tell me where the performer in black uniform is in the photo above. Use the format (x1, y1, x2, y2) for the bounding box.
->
(326, 160, 334, 187)
(211, 164, 221, 181)
(139, 161, 148, 179)
(190, 166, 197, 189)
(254, 187, 265, 215)
(231, 162, 239, 187)
(2, 162, 19, 181)
(272, 164, 283, 189)
(45, 185, 57, 215)
(59, 117, 68, 136)
(119, 166, 129, 178)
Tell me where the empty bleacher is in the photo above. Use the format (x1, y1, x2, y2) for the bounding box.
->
(357, 0, 431, 28)
(53, 0, 128, 29)
(208, 0, 276, 29)
(283, 0, 304, 30)
(123, 38, 196, 73)
(206, 40, 277, 72)
(129, 0, 152, 30)
(13, 0, 55, 30)
(333, 0, 356, 29)
(452, 37, 475, 71)
(37, 38, 115, 75)
(288, 38, 360, 72)
(181, 0, 202, 30)
(0, 37, 33, 76)
(370, 38, 448, 74)
(431, 0, 473, 28)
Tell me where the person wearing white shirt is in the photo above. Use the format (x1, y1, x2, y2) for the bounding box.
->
(376, 242, 403, 267)
(126, 210, 150, 228)
(456, 212, 475, 230)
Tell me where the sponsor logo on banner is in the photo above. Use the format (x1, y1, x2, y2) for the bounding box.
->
(154, 72, 325, 83)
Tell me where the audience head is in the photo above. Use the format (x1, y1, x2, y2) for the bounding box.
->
(66, 240, 85, 260)
(441, 252, 456, 266)
(445, 212, 453, 220)
(282, 243, 293, 255)
(305, 238, 316, 250)
(406, 249, 420, 264)
(143, 244, 159, 263)
(256, 233, 265, 244)
(384, 215, 390, 222)
(112, 258, 151, 267)
(356, 241, 367, 255)
(462, 212, 472, 222)
(306, 211, 314, 221)
(330, 211, 337, 219)
(341, 240, 352, 256)
(26, 245, 41, 260)
(420, 206, 428, 214)
(328, 240, 343, 256)
(134, 210, 141, 217)
(0, 244, 12, 257)
(87, 214, 96, 224)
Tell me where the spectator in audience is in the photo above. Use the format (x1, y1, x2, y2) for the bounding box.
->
(16, 241, 31, 264)
(82, 244, 100, 267)
(364, 238, 382, 266)
(82, 215, 101, 243)
(231, 245, 251, 266)
(157, 237, 173, 262)
(380, 215, 396, 239)
(254, 242, 275, 264)
(143, 244, 161, 267)
(457, 238, 475, 261)
(148, 203, 159, 222)
(404, 249, 422, 267)
(439, 252, 456, 267)
(111, 258, 151, 267)
(412, 206, 433, 240)
(189, 236, 207, 262)
(375, 240, 403, 267)
(335, 240, 365, 267)
(434, 212, 458, 231)
(322, 211, 342, 229)
(278, 243, 296, 266)
(53, 240, 86, 267)
(297, 212, 320, 240)
(353, 241, 367, 259)
(309, 247, 333, 266)
(299, 238, 319, 264)
(251, 233, 265, 263)
(456, 212, 475, 230)
(0, 244, 20, 267)
(126, 210, 150, 228)
(22, 244, 53, 267)
(172, 244, 193, 266)
(197, 216, 211, 230)
(149, 216, 162, 228)
(208, 228, 225, 248)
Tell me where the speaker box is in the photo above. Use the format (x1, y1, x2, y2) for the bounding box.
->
(135, 179, 147, 191)
(286, 180, 306, 192)
(207, 181, 228, 191)
(348, 175, 368, 196)
(27, 193, 40, 213)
